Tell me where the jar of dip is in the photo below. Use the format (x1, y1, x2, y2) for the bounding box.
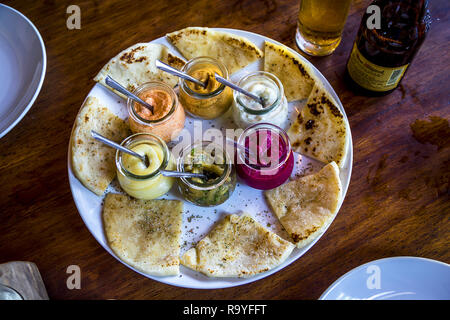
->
(127, 81, 185, 142)
(232, 71, 288, 129)
(178, 57, 233, 119)
(116, 133, 175, 200)
(177, 141, 236, 207)
(236, 123, 294, 190)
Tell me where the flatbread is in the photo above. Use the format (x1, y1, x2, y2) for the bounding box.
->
(102, 193, 183, 276)
(70, 96, 129, 195)
(181, 213, 295, 278)
(264, 41, 315, 101)
(166, 27, 263, 74)
(94, 43, 185, 98)
(264, 162, 342, 248)
(287, 82, 348, 167)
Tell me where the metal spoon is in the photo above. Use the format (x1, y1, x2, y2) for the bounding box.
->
(90, 131, 206, 179)
(91, 130, 150, 167)
(155, 60, 206, 88)
(159, 169, 207, 179)
(105, 76, 154, 115)
(214, 72, 265, 107)
(224, 137, 257, 160)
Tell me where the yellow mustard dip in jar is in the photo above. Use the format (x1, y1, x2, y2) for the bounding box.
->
(116, 133, 175, 200)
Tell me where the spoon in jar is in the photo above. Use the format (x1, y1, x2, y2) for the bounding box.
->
(105, 76, 154, 115)
(214, 72, 266, 108)
(155, 60, 207, 88)
(90, 130, 207, 179)
(223, 137, 271, 166)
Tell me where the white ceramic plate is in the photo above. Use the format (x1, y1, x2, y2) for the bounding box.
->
(68, 28, 353, 289)
(320, 257, 450, 300)
(0, 4, 46, 138)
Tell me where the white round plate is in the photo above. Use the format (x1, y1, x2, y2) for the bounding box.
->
(68, 28, 353, 289)
(0, 4, 46, 138)
(320, 257, 450, 300)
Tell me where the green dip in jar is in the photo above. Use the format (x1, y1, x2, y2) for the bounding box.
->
(177, 141, 236, 207)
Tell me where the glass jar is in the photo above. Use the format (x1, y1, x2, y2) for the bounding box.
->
(232, 71, 288, 129)
(177, 141, 236, 207)
(178, 57, 233, 119)
(116, 133, 175, 200)
(236, 123, 294, 190)
(127, 81, 185, 142)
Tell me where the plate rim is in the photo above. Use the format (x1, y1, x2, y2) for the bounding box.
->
(319, 256, 450, 300)
(67, 27, 354, 289)
(0, 3, 47, 139)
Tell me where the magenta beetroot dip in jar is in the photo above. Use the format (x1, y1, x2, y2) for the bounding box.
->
(236, 123, 294, 190)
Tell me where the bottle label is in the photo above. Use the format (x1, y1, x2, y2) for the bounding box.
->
(347, 43, 409, 92)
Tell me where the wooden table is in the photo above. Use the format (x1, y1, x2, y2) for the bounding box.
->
(0, 0, 448, 300)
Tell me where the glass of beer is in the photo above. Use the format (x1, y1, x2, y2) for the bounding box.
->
(296, 0, 352, 56)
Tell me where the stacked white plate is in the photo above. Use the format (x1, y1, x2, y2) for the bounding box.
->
(320, 257, 450, 300)
(0, 4, 46, 138)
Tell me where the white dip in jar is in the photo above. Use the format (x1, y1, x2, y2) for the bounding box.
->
(232, 71, 288, 129)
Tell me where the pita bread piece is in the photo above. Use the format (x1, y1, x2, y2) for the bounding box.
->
(166, 27, 263, 74)
(288, 82, 348, 167)
(70, 96, 129, 195)
(264, 162, 342, 248)
(94, 43, 185, 98)
(264, 41, 315, 101)
(181, 213, 295, 278)
(103, 193, 183, 276)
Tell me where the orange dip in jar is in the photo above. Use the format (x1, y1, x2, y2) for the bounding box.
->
(127, 81, 185, 142)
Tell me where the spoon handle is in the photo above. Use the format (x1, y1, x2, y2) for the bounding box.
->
(91, 130, 147, 163)
(155, 60, 206, 88)
(214, 73, 265, 107)
(224, 137, 258, 163)
(160, 169, 206, 179)
(105, 76, 154, 114)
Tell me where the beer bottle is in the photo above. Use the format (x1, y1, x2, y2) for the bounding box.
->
(345, 0, 431, 96)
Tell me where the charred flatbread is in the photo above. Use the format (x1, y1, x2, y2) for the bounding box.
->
(94, 43, 185, 98)
(264, 162, 342, 248)
(264, 41, 316, 101)
(70, 96, 129, 195)
(287, 82, 348, 167)
(102, 193, 183, 276)
(166, 27, 263, 74)
(181, 213, 295, 278)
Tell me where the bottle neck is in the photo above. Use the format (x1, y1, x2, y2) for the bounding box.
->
(362, 0, 430, 58)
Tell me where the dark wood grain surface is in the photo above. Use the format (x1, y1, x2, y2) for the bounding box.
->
(0, 0, 448, 300)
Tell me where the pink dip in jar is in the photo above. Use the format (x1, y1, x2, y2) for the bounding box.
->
(236, 123, 294, 190)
